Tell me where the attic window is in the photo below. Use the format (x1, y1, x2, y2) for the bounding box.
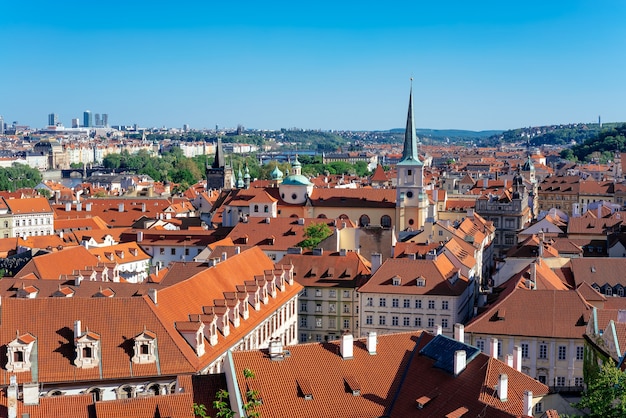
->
(416, 395, 433, 409)
(496, 309, 506, 320)
(132, 330, 157, 364)
(344, 376, 361, 396)
(392, 276, 402, 286)
(75, 331, 101, 369)
(416, 277, 426, 287)
(297, 379, 314, 400)
(6, 332, 36, 372)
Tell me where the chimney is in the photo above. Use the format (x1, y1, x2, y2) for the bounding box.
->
(490, 337, 498, 358)
(76, 189, 83, 203)
(86, 202, 92, 211)
(76, 202, 82, 211)
(523, 391, 533, 416)
(339, 248, 347, 256)
(65, 202, 72, 211)
(298, 218, 305, 225)
(530, 263, 537, 287)
(148, 288, 157, 305)
(498, 373, 508, 402)
(454, 323, 464, 343)
(119, 203, 124, 212)
(235, 246, 241, 255)
(371, 253, 382, 274)
(598, 205, 602, 218)
(22, 382, 40, 406)
(221, 252, 228, 262)
(74, 320, 82, 339)
(467, 208, 474, 219)
(265, 217, 271, 224)
(54, 190, 60, 204)
(340, 331, 353, 359)
(7, 375, 17, 418)
(142, 203, 146, 212)
(268, 338, 284, 360)
(454, 350, 466, 375)
(137, 231, 143, 242)
(483, 177, 488, 189)
(506, 353, 513, 368)
(513, 345, 522, 372)
(503, 179, 508, 189)
(434, 324, 442, 335)
(366, 332, 377, 355)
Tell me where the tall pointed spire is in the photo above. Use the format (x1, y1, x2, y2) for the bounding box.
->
(399, 79, 422, 165)
(212, 137, 225, 169)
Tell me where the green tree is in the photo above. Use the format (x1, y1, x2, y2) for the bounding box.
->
(193, 402, 210, 418)
(576, 358, 626, 417)
(298, 222, 332, 249)
(213, 389, 235, 418)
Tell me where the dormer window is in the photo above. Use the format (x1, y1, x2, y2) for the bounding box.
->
(75, 331, 101, 369)
(392, 276, 402, 286)
(132, 330, 157, 364)
(416, 277, 426, 287)
(6, 332, 36, 372)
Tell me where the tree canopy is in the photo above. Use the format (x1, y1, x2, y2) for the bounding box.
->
(0, 163, 42, 191)
(574, 358, 626, 417)
(298, 222, 333, 249)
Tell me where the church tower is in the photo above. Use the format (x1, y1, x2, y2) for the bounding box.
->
(395, 81, 429, 233)
(206, 138, 234, 190)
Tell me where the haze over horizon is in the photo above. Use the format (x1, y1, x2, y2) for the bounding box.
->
(1, 1, 624, 132)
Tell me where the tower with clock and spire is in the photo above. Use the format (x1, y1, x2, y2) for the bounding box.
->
(395, 81, 429, 235)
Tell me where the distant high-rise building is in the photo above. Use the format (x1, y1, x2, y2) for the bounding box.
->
(183, 124, 190, 132)
(48, 113, 58, 126)
(102, 113, 108, 127)
(95, 113, 101, 127)
(71, 118, 80, 128)
(83, 110, 92, 128)
(0, 116, 4, 134)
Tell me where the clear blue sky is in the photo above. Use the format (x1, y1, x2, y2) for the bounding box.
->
(1, 1, 624, 131)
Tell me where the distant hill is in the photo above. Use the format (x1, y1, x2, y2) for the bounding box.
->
(389, 128, 503, 142)
(480, 123, 625, 147)
(562, 123, 626, 162)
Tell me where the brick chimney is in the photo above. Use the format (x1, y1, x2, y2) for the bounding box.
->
(498, 374, 508, 401)
(340, 331, 353, 359)
(366, 332, 377, 355)
(454, 350, 466, 376)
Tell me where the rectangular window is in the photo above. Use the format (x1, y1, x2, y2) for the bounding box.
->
(521, 343, 529, 359)
(343, 319, 350, 329)
(403, 317, 410, 326)
(300, 317, 307, 327)
(556, 376, 566, 386)
(392, 298, 399, 308)
(476, 340, 485, 352)
(576, 346, 584, 361)
(539, 344, 547, 359)
(329, 290, 336, 298)
(316, 334, 322, 342)
(558, 345, 567, 361)
(315, 318, 322, 328)
(441, 300, 449, 310)
(328, 318, 336, 329)
(170, 248, 176, 255)
(427, 318, 435, 327)
(343, 290, 350, 298)
(315, 304, 322, 313)
(441, 318, 448, 328)
(328, 303, 336, 313)
(392, 316, 399, 326)
(185, 248, 190, 256)
(301, 288, 308, 297)
(379, 298, 386, 307)
(366, 297, 373, 307)
(300, 333, 307, 342)
(343, 304, 350, 313)
(300, 302, 307, 312)
(428, 300, 435, 309)
(534, 402, 543, 414)
(366, 315, 373, 325)
(403, 299, 410, 308)
(414, 317, 422, 327)
(315, 289, 322, 297)
(379, 316, 386, 325)
(415, 299, 422, 309)
(575, 377, 584, 387)
(159, 247, 165, 255)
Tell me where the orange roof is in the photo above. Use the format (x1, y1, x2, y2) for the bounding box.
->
(15, 246, 101, 280)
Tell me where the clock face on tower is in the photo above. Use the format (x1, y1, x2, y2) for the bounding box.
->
(406, 191, 413, 198)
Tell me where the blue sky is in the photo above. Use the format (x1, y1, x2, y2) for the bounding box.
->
(1, 1, 624, 131)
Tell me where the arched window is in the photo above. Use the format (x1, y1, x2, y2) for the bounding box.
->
(359, 215, 370, 227)
(317, 214, 327, 219)
(339, 214, 349, 220)
(147, 383, 161, 395)
(381, 215, 392, 228)
(264, 205, 269, 213)
(86, 387, 102, 401)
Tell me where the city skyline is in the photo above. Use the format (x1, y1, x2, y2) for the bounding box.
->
(1, 1, 625, 131)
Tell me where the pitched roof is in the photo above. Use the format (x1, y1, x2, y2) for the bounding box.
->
(229, 331, 549, 418)
(15, 246, 101, 280)
(466, 288, 590, 339)
(281, 250, 371, 289)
